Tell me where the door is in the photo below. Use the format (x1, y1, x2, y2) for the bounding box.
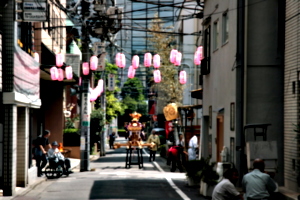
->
(216, 115, 224, 162)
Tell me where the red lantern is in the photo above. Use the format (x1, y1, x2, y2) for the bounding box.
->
(153, 69, 161, 83)
(90, 55, 98, 70)
(34, 52, 39, 63)
(174, 51, 182, 66)
(144, 52, 152, 67)
(50, 66, 58, 80)
(179, 70, 187, 84)
(128, 65, 136, 78)
(153, 54, 160, 69)
(118, 53, 126, 68)
(132, 55, 139, 69)
(65, 66, 73, 80)
(170, 49, 178, 64)
(82, 62, 89, 75)
(56, 53, 64, 67)
(57, 68, 64, 81)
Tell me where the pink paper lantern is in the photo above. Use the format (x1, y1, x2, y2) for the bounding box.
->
(50, 66, 58, 80)
(153, 54, 160, 69)
(194, 46, 204, 65)
(82, 62, 89, 75)
(34, 52, 39, 63)
(197, 46, 204, 60)
(128, 65, 136, 78)
(65, 66, 73, 80)
(153, 69, 161, 83)
(90, 55, 98, 71)
(90, 88, 98, 101)
(119, 53, 126, 68)
(57, 68, 64, 81)
(170, 49, 178, 64)
(56, 53, 64, 67)
(115, 53, 121, 67)
(174, 51, 182, 66)
(97, 79, 104, 95)
(132, 55, 139, 69)
(179, 70, 187, 84)
(144, 52, 152, 67)
(79, 77, 82, 86)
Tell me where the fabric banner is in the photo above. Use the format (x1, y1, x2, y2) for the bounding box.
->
(165, 121, 173, 139)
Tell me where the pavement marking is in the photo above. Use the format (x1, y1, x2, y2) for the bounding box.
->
(143, 149, 191, 200)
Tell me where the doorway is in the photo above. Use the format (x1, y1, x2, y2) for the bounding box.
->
(216, 115, 224, 162)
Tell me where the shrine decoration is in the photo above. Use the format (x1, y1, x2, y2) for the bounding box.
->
(194, 46, 203, 65)
(50, 66, 58, 80)
(90, 55, 98, 71)
(82, 62, 89, 75)
(170, 49, 178, 64)
(115, 53, 121, 67)
(153, 54, 160, 69)
(163, 103, 178, 121)
(128, 65, 136, 78)
(144, 52, 152, 67)
(153, 69, 161, 83)
(174, 51, 182, 66)
(179, 70, 187, 84)
(57, 68, 64, 81)
(65, 66, 73, 80)
(132, 55, 139, 69)
(56, 53, 64, 67)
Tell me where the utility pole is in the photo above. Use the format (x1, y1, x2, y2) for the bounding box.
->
(80, 0, 91, 172)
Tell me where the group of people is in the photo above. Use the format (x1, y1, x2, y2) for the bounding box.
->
(212, 158, 277, 200)
(33, 130, 73, 177)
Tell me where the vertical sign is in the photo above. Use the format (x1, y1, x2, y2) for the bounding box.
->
(108, 74, 115, 91)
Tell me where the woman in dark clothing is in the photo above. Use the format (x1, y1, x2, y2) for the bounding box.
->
(34, 130, 51, 177)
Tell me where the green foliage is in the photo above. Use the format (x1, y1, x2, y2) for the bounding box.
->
(105, 91, 125, 124)
(90, 108, 105, 132)
(121, 77, 145, 101)
(185, 157, 219, 185)
(63, 128, 79, 134)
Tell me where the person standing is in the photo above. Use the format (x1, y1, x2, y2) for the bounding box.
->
(147, 130, 160, 162)
(108, 132, 117, 149)
(212, 168, 243, 200)
(187, 133, 199, 160)
(47, 141, 73, 174)
(34, 130, 51, 177)
(242, 158, 277, 200)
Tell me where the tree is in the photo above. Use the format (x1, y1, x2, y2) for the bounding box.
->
(147, 14, 184, 107)
(120, 77, 145, 101)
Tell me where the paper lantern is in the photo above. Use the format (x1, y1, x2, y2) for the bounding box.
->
(57, 68, 64, 81)
(50, 66, 58, 80)
(97, 79, 104, 95)
(128, 65, 136, 78)
(174, 51, 182, 66)
(179, 70, 187, 84)
(115, 53, 121, 67)
(132, 55, 139, 69)
(90, 88, 98, 101)
(56, 53, 64, 67)
(119, 53, 126, 68)
(65, 66, 73, 80)
(153, 54, 160, 69)
(82, 62, 89, 75)
(90, 55, 98, 70)
(153, 69, 161, 83)
(194, 50, 201, 65)
(144, 52, 152, 67)
(79, 77, 82, 86)
(34, 52, 39, 63)
(170, 49, 178, 64)
(197, 46, 204, 60)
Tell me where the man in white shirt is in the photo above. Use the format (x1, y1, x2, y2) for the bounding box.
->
(212, 168, 243, 200)
(47, 141, 73, 174)
(188, 134, 199, 160)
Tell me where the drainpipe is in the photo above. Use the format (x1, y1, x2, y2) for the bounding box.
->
(236, 0, 245, 184)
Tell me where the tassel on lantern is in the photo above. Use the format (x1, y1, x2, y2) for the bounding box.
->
(179, 70, 187, 84)
(128, 65, 136, 78)
(132, 55, 139, 69)
(56, 53, 64, 67)
(50, 66, 58, 80)
(144, 52, 152, 67)
(90, 55, 98, 70)
(57, 68, 64, 81)
(153, 54, 160, 69)
(82, 62, 89, 75)
(153, 69, 161, 83)
(65, 66, 73, 80)
(170, 49, 178, 64)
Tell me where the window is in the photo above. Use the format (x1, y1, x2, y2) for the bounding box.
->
(222, 12, 229, 44)
(213, 20, 219, 50)
(230, 103, 235, 131)
(201, 26, 210, 75)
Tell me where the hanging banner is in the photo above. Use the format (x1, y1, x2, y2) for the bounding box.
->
(108, 74, 115, 91)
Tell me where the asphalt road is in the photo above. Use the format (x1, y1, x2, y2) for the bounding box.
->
(12, 138, 208, 200)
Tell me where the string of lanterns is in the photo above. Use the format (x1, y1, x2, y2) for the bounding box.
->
(115, 46, 204, 84)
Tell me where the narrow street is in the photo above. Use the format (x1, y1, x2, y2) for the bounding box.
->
(12, 138, 206, 200)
